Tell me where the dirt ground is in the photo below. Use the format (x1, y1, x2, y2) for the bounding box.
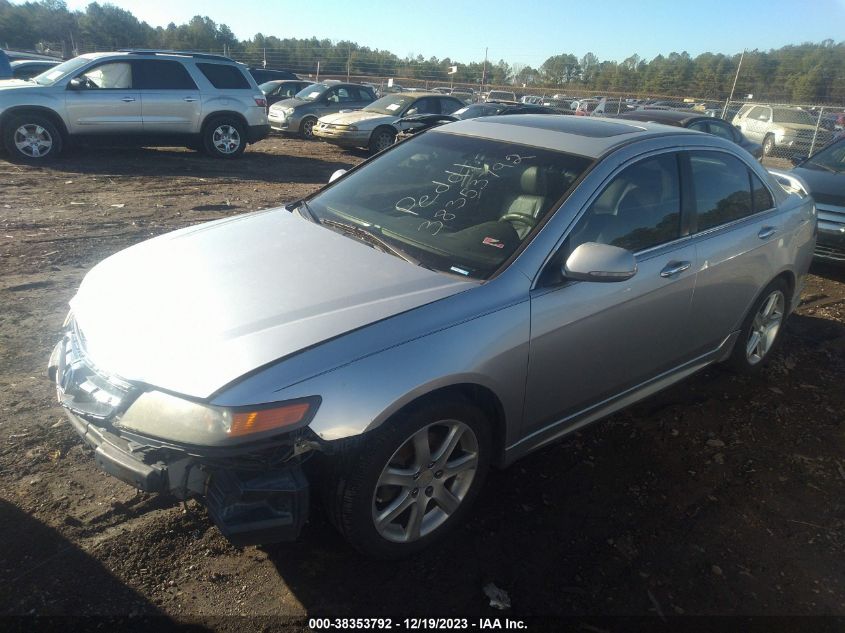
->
(0, 136, 843, 629)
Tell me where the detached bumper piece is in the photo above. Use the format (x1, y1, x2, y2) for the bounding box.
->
(205, 467, 309, 546)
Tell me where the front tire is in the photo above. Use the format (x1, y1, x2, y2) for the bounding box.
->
(762, 134, 776, 157)
(202, 117, 246, 159)
(727, 278, 789, 373)
(3, 114, 63, 162)
(300, 117, 317, 140)
(368, 127, 396, 154)
(322, 397, 491, 558)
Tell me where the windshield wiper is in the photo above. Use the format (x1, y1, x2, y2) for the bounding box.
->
(291, 199, 320, 224)
(321, 219, 419, 265)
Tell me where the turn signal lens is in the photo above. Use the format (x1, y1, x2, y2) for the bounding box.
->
(229, 402, 311, 437)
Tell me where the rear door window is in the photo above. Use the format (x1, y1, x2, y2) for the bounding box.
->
(689, 152, 754, 231)
(135, 60, 197, 90)
(196, 63, 250, 89)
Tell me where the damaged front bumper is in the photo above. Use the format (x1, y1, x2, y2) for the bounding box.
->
(47, 333, 313, 546)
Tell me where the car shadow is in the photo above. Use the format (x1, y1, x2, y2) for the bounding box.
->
(2, 143, 359, 185)
(0, 498, 206, 628)
(810, 260, 845, 284)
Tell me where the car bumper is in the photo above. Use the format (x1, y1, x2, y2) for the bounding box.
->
(47, 337, 310, 546)
(313, 125, 372, 147)
(247, 123, 271, 144)
(268, 111, 294, 133)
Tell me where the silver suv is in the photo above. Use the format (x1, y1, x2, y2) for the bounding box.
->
(732, 104, 834, 157)
(0, 50, 270, 161)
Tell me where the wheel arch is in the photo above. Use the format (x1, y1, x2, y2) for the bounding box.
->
(368, 382, 509, 468)
(201, 111, 249, 134)
(0, 106, 69, 140)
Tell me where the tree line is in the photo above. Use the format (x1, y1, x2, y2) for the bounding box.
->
(1, 0, 843, 103)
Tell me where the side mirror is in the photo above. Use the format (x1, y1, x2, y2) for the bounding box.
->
(329, 169, 347, 183)
(790, 155, 806, 166)
(563, 242, 637, 282)
(68, 77, 86, 90)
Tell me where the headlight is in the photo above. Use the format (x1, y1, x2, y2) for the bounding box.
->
(115, 390, 319, 446)
(282, 107, 294, 115)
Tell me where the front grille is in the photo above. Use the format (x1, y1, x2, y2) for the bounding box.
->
(56, 320, 138, 421)
(815, 243, 845, 261)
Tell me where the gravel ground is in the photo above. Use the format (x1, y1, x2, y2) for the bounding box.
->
(0, 137, 843, 629)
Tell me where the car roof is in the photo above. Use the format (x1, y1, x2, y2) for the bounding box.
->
(617, 110, 704, 125)
(432, 115, 704, 158)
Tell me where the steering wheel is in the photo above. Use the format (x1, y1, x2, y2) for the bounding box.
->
(500, 212, 538, 230)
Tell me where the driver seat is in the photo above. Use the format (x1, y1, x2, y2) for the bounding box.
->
(499, 166, 548, 238)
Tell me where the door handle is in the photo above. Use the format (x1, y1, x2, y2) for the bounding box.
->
(121, 97, 135, 102)
(660, 261, 691, 278)
(758, 226, 777, 239)
(183, 97, 198, 102)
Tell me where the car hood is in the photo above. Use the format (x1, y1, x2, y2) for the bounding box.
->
(320, 110, 396, 127)
(271, 97, 311, 111)
(793, 166, 845, 206)
(776, 122, 821, 133)
(70, 208, 474, 399)
(0, 79, 41, 90)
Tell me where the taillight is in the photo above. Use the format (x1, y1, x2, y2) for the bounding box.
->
(254, 96, 267, 108)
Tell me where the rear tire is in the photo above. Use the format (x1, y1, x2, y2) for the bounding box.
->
(202, 117, 246, 159)
(3, 114, 63, 162)
(321, 397, 491, 558)
(727, 278, 789, 374)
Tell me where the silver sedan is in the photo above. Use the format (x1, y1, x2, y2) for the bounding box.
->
(49, 116, 815, 557)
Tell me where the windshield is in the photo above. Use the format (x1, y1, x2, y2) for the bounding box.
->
(772, 109, 816, 125)
(32, 56, 89, 86)
(805, 139, 845, 174)
(304, 132, 592, 279)
(365, 95, 415, 115)
(259, 81, 278, 93)
(294, 83, 329, 101)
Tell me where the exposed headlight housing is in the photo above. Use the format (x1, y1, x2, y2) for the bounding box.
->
(115, 390, 319, 446)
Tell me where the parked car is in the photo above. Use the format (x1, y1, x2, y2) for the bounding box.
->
(768, 137, 845, 263)
(313, 92, 464, 153)
(248, 67, 298, 83)
(616, 109, 763, 159)
(8, 59, 60, 80)
(268, 82, 376, 139)
(48, 115, 814, 557)
(259, 79, 314, 107)
(393, 102, 566, 140)
(732, 105, 835, 157)
(486, 90, 516, 102)
(450, 90, 474, 104)
(0, 49, 269, 161)
(573, 98, 601, 115)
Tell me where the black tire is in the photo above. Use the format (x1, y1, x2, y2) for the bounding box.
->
(3, 114, 63, 162)
(300, 117, 317, 140)
(202, 117, 246, 159)
(727, 278, 790, 374)
(368, 127, 396, 154)
(321, 396, 491, 558)
(762, 134, 775, 157)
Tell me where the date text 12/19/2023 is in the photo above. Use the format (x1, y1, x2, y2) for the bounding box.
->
(307, 617, 528, 630)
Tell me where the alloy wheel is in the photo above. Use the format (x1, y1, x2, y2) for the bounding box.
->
(746, 290, 785, 365)
(14, 124, 53, 158)
(372, 420, 479, 543)
(212, 125, 241, 154)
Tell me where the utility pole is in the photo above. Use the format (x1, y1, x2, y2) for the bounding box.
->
(346, 47, 351, 82)
(722, 49, 745, 119)
(316, 60, 321, 82)
(481, 47, 488, 92)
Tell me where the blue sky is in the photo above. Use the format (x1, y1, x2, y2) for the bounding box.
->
(61, 0, 845, 68)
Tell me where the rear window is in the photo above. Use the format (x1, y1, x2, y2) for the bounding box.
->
(196, 63, 250, 89)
